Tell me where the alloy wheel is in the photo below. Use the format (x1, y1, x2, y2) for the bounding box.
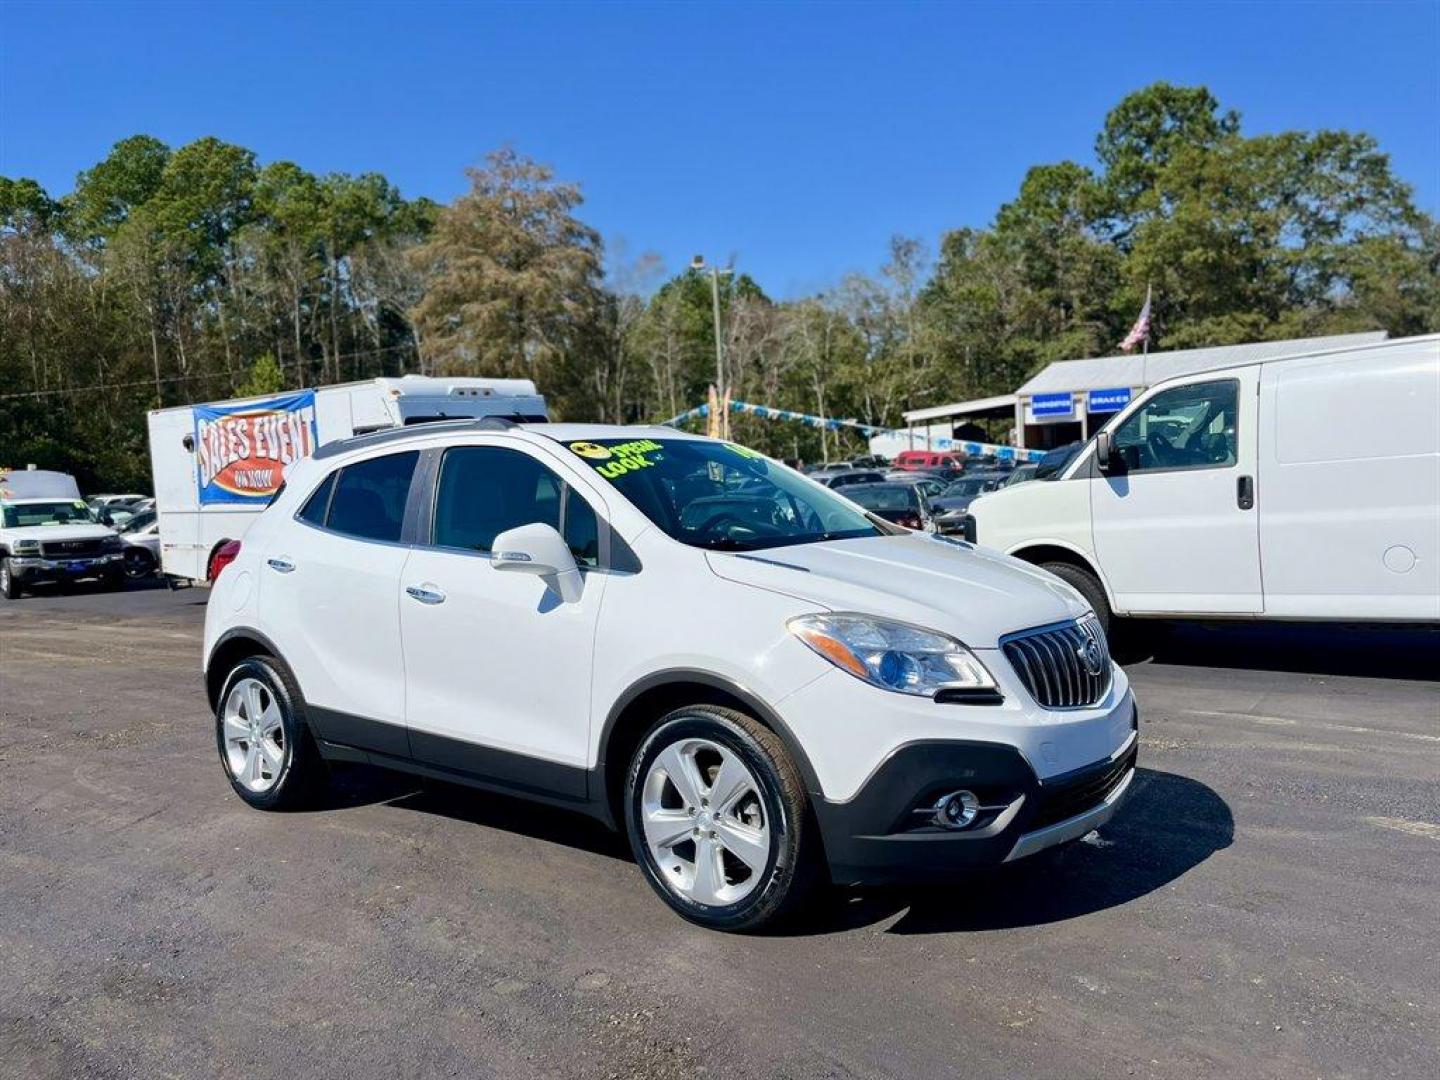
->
(640, 737, 772, 907)
(221, 677, 287, 793)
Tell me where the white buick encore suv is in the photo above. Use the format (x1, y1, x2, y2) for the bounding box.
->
(204, 420, 1137, 931)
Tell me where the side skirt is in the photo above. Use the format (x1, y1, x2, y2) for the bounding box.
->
(308, 708, 613, 828)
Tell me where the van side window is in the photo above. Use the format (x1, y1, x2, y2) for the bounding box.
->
(1112, 380, 1238, 473)
(433, 446, 600, 566)
(325, 451, 419, 542)
(297, 473, 335, 526)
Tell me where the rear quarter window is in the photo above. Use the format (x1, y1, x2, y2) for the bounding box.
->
(297, 473, 336, 526)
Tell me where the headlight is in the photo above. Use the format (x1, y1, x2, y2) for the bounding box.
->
(787, 613, 996, 697)
(101, 535, 124, 553)
(12, 539, 41, 555)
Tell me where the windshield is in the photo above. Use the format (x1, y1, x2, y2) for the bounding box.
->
(1034, 442, 1083, 480)
(565, 438, 883, 551)
(942, 477, 993, 497)
(845, 485, 916, 511)
(121, 509, 157, 533)
(2, 500, 102, 528)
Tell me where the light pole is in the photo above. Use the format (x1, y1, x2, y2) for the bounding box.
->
(691, 255, 733, 440)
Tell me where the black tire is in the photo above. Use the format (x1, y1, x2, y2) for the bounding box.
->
(0, 558, 20, 600)
(123, 548, 155, 579)
(214, 655, 328, 811)
(1040, 560, 1113, 638)
(624, 705, 821, 932)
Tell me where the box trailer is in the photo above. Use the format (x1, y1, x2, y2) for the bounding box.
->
(147, 375, 547, 583)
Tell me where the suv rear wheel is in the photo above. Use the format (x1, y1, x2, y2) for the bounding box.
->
(624, 705, 820, 932)
(215, 656, 327, 810)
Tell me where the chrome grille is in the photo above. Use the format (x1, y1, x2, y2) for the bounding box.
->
(40, 538, 108, 558)
(1002, 616, 1111, 709)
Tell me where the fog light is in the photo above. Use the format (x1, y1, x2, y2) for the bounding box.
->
(933, 790, 980, 829)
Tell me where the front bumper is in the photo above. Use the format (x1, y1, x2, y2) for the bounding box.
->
(810, 698, 1139, 886)
(7, 553, 124, 584)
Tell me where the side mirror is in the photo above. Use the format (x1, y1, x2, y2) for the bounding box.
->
(490, 522, 582, 603)
(1095, 431, 1125, 475)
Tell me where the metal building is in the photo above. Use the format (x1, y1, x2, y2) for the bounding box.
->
(887, 331, 1388, 453)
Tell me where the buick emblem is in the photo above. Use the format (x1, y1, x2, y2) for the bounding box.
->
(1077, 635, 1105, 676)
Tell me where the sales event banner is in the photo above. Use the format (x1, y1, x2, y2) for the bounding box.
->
(194, 391, 318, 504)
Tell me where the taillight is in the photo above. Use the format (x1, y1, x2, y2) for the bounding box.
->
(210, 540, 241, 581)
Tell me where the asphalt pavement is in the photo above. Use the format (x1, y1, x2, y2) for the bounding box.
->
(1, 583, 1436, 1079)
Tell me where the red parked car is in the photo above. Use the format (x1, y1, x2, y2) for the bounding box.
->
(893, 450, 965, 472)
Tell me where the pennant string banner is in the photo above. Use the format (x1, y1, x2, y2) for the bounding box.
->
(661, 399, 1046, 463)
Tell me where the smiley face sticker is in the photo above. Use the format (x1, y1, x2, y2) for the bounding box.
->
(569, 441, 613, 461)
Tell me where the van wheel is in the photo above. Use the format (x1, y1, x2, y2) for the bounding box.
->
(215, 656, 327, 811)
(1040, 561, 1112, 638)
(625, 705, 821, 932)
(0, 558, 20, 600)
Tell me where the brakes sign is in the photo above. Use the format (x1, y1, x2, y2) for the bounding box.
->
(194, 391, 318, 504)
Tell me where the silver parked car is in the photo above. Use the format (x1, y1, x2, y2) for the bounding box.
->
(118, 509, 161, 578)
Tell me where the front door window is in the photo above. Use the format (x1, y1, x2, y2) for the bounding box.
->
(1111, 380, 1239, 473)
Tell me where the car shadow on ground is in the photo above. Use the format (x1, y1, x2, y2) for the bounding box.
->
(1123, 620, 1439, 681)
(781, 767, 1232, 937)
(328, 764, 1230, 936)
(328, 764, 633, 860)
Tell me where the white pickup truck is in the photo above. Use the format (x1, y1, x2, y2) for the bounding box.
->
(966, 334, 1440, 630)
(0, 469, 126, 599)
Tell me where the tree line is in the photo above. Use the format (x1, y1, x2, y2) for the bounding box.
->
(2, 83, 1436, 489)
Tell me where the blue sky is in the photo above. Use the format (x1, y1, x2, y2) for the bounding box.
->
(3, 1, 1437, 298)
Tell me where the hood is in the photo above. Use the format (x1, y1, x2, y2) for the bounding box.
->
(706, 533, 1089, 648)
(1, 523, 116, 544)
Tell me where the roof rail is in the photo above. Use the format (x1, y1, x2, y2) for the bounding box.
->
(313, 416, 534, 460)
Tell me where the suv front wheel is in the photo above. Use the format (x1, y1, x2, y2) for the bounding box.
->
(624, 705, 820, 931)
(215, 656, 327, 810)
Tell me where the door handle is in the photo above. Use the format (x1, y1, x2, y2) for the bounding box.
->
(405, 583, 446, 605)
(266, 557, 296, 573)
(1237, 475, 1255, 511)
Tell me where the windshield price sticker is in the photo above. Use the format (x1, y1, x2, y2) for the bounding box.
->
(571, 439, 663, 480)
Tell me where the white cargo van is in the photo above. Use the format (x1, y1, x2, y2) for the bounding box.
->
(147, 375, 547, 582)
(967, 334, 1440, 627)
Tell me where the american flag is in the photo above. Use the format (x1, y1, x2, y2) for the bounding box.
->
(1119, 285, 1152, 352)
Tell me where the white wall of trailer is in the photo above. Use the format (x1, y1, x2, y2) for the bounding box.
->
(148, 376, 546, 582)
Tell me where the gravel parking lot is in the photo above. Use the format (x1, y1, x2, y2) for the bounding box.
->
(1, 585, 1437, 1079)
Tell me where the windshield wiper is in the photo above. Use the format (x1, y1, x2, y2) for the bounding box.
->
(693, 535, 759, 552)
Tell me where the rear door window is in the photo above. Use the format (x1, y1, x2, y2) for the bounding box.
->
(324, 451, 418, 542)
